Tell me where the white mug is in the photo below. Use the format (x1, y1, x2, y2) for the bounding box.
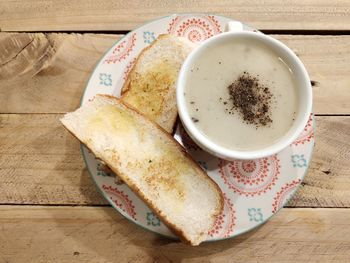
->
(177, 22, 312, 160)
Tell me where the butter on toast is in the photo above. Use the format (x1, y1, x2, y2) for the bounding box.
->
(61, 95, 223, 246)
(121, 34, 195, 133)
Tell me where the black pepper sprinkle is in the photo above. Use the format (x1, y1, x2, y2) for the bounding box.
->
(191, 117, 199, 123)
(226, 72, 273, 127)
(218, 61, 222, 64)
(310, 80, 319, 87)
(190, 101, 195, 104)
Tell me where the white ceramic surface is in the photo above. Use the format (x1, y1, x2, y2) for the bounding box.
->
(81, 14, 315, 241)
(177, 28, 312, 160)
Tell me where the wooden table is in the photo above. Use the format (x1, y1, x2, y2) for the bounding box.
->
(1, 1, 350, 262)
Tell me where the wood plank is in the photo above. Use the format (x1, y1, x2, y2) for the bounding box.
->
(0, 206, 349, 262)
(1, 33, 349, 114)
(273, 35, 350, 115)
(0, 114, 349, 207)
(0, 33, 120, 113)
(0, 1, 350, 31)
(287, 116, 350, 207)
(0, 114, 106, 205)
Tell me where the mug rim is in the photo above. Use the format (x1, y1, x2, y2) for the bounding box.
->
(177, 31, 312, 160)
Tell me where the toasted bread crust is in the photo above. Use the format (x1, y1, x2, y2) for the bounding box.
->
(61, 94, 224, 246)
(119, 96, 224, 245)
(121, 34, 171, 95)
(100, 95, 224, 242)
(120, 34, 194, 133)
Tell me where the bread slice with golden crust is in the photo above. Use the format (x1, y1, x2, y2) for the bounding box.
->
(60, 94, 223, 246)
(121, 34, 195, 133)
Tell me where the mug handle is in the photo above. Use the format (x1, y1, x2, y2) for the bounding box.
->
(225, 21, 243, 32)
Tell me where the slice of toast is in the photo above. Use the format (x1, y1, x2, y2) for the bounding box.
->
(61, 95, 223, 246)
(121, 34, 195, 133)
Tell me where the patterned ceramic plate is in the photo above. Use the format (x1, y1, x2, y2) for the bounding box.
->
(81, 14, 315, 241)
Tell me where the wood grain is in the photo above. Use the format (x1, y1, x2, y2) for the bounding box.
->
(274, 35, 350, 115)
(0, 114, 106, 205)
(1, 33, 349, 114)
(0, 0, 350, 31)
(1, 2, 349, 260)
(0, 114, 349, 207)
(287, 116, 350, 207)
(0, 33, 120, 113)
(0, 206, 349, 262)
